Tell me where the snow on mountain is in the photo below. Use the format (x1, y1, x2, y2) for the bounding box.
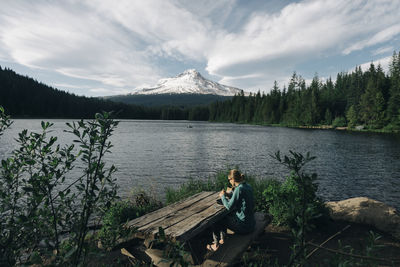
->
(133, 69, 244, 96)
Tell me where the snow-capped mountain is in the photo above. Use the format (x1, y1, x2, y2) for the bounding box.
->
(133, 69, 244, 96)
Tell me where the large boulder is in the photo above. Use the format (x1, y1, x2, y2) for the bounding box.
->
(325, 197, 400, 240)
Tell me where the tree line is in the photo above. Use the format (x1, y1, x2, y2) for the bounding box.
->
(0, 67, 208, 121)
(1, 50, 400, 130)
(209, 51, 400, 131)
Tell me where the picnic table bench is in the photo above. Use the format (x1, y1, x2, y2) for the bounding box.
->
(121, 191, 268, 266)
(125, 191, 228, 243)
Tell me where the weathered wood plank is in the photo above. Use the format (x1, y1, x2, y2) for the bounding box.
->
(201, 212, 268, 267)
(163, 201, 228, 242)
(126, 191, 210, 228)
(140, 192, 222, 237)
(125, 191, 215, 229)
(176, 208, 229, 242)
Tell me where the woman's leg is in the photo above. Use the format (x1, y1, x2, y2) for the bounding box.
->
(222, 214, 241, 232)
(211, 220, 225, 244)
(207, 220, 226, 251)
(222, 214, 250, 234)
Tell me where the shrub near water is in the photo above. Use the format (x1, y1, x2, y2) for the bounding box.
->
(263, 178, 296, 226)
(267, 151, 327, 265)
(165, 170, 228, 204)
(165, 168, 276, 212)
(263, 155, 326, 228)
(98, 190, 162, 249)
(263, 172, 325, 227)
(0, 107, 119, 266)
(332, 116, 347, 128)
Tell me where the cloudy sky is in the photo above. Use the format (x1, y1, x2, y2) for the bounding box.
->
(1, 0, 400, 96)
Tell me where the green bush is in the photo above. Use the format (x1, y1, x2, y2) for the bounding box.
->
(264, 176, 299, 226)
(332, 116, 347, 128)
(165, 169, 230, 204)
(266, 151, 327, 265)
(383, 122, 400, 132)
(98, 201, 136, 249)
(250, 178, 278, 212)
(264, 152, 327, 227)
(165, 168, 275, 212)
(0, 107, 119, 265)
(98, 190, 162, 249)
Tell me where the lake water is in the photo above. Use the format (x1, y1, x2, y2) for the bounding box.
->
(1, 119, 400, 209)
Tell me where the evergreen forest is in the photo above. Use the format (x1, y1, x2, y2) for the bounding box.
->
(1, 51, 400, 131)
(106, 93, 230, 107)
(0, 67, 206, 120)
(209, 51, 400, 131)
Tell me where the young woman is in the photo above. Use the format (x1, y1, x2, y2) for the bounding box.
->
(207, 169, 255, 251)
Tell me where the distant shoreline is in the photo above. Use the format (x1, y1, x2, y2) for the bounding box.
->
(214, 120, 400, 134)
(7, 116, 400, 134)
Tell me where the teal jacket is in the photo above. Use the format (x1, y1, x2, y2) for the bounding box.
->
(221, 182, 255, 232)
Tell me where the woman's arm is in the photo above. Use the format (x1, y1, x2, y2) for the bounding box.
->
(223, 187, 233, 199)
(221, 186, 239, 211)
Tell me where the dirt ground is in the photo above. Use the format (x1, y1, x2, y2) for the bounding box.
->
(240, 220, 400, 266)
(91, 219, 400, 266)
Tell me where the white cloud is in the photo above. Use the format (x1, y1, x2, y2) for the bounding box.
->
(52, 83, 88, 89)
(205, 0, 400, 89)
(86, 0, 213, 61)
(219, 72, 292, 93)
(176, 0, 237, 28)
(219, 73, 263, 84)
(359, 55, 392, 73)
(373, 46, 395, 56)
(89, 87, 130, 96)
(0, 0, 399, 96)
(343, 24, 400, 55)
(0, 0, 163, 91)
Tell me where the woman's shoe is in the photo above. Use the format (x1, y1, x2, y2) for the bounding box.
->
(219, 231, 225, 245)
(206, 243, 219, 252)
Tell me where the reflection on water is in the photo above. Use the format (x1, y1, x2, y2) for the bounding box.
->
(1, 119, 400, 209)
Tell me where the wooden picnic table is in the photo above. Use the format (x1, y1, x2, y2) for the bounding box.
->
(121, 191, 268, 266)
(125, 191, 229, 243)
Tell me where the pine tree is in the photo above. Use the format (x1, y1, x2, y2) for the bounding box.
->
(346, 105, 357, 128)
(360, 76, 386, 128)
(310, 74, 321, 124)
(372, 91, 386, 128)
(324, 108, 333, 125)
(360, 78, 377, 125)
(387, 51, 400, 128)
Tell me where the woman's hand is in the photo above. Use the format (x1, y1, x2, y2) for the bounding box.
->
(219, 189, 225, 198)
(226, 187, 233, 194)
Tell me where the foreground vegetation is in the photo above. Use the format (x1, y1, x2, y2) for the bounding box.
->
(0, 107, 122, 265)
(0, 106, 397, 266)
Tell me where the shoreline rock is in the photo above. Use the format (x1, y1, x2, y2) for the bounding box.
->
(325, 197, 400, 240)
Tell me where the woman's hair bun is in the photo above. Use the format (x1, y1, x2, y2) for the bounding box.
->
(229, 169, 244, 182)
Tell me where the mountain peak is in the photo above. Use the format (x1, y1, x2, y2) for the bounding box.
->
(177, 69, 201, 80)
(182, 69, 199, 75)
(133, 69, 245, 96)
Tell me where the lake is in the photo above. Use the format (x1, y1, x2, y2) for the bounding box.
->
(1, 119, 400, 209)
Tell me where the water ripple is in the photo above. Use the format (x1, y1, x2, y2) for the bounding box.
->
(1, 120, 399, 209)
